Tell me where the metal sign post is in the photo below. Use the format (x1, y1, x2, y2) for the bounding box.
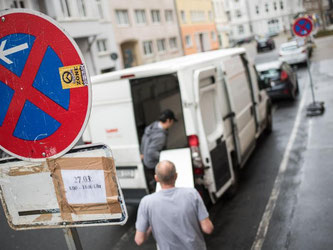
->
(293, 17, 324, 116)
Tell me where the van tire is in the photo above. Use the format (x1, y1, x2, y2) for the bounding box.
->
(225, 153, 239, 199)
(196, 184, 213, 208)
(265, 104, 273, 134)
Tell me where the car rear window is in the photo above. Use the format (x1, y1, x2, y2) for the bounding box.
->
(259, 68, 280, 81)
(281, 45, 298, 51)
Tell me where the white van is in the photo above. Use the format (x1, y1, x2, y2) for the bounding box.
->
(83, 48, 272, 205)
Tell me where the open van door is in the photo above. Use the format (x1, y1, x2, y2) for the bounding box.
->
(193, 67, 233, 198)
(223, 55, 257, 165)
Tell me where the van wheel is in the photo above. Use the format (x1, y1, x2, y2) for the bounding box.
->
(265, 105, 273, 134)
(196, 184, 213, 208)
(225, 153, 239, 199)
(295, 79, 299, 95)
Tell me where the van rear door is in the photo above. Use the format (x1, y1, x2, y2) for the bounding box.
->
(223, 55, 257, 164)
(193, 67, 233, 197)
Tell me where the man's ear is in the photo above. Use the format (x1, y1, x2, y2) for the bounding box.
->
(154, 174, 159, 182)
(174, 172, 178, 181)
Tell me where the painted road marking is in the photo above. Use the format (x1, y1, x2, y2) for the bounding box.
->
(0, 40, 28, 64)
(251, 82, 308, 250)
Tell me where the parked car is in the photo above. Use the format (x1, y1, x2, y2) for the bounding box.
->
(256, 36, 275, 52)
(256, 60, 299, 100)
(279, 40, 309, 65)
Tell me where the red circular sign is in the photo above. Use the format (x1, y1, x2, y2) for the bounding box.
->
(293, 17, 313, 37)
(0, 9, 91, 161)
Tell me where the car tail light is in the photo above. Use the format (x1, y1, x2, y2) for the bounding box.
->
(188, 135, 204, 176)
(280, 70, 288, 81)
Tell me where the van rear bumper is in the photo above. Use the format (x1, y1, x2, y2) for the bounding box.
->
(121, 188, 148, 205)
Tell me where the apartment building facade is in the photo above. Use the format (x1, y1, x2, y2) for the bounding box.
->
(212, 0, 230, 48)
(109, 0, 183, 68)
(223, 0, 304, 43)
(1, 0, 121, 75)
(175, 0, 219, 55)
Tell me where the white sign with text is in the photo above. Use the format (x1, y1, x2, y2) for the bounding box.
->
(61, 170, 107, 204)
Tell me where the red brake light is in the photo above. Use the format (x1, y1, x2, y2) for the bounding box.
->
(194, 167, 204, 176)
(188, 135, 199, 147)
(280, 70, 288, 81)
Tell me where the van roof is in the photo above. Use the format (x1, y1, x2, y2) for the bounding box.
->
(92, 47, 246, 83)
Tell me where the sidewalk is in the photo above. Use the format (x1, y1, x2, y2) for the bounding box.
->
(286, 58, 333, 249)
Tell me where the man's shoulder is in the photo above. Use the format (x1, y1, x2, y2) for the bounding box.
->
(174, 187, 200, 198)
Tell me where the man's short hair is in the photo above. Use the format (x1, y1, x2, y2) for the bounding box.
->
(159, 109, 178, 123)
(155, 160, 176, 185)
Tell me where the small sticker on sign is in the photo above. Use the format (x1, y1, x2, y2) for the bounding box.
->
(59, 64, 88, 89)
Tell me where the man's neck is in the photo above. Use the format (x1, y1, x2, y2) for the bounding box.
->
(160, 184, 175, 190)
(158, 121, 167, 130)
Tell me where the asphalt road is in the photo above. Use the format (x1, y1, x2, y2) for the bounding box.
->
(0, 34, 332, 250)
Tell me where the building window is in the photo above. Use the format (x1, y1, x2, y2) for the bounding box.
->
(236, 10, 241, 18)
(185, 35, 192, 47)
(135, 9, 146, 24)
(10, 0, 25, 8)
(280, 1, 284, 10)
(208, 11, 213, 21)
(169, 37, 178, 49)
(226, 11, 231, 21)
(274, 2, 277, 10)
(256, 6, 259, 14)
(265, 3, 269, 13)
(143, 41, 153, 55)
(181, 10, 186, 23)
(211, 31, 216, 41)
(60, 0, 71, 17)
(238, 25, 244, 34)
(165, 10, 174, 22)
(97, 39, 107, 53)
(96, 0, 104, 19)
(115, 10, 130, 25)
(157, 39, 166, 52)
(77, 0, 87, 17)
(190, 11, 205, 23)
(151, 10, 161, 23)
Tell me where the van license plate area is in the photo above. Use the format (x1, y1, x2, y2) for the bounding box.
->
(117, 169, 135, 178)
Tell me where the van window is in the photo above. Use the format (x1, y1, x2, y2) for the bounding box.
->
(130, 74, 187, 149)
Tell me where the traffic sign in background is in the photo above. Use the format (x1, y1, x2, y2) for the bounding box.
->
(0, 9, 91, 161)
(293, 17, 313, 37)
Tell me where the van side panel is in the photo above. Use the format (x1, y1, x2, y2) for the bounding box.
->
(88, 80, 147, 190)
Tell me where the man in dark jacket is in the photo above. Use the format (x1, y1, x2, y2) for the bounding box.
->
(140, 109, 177, 192)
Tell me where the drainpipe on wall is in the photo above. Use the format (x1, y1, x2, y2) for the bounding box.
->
(173, 0, 185, 56)
(245, 0, 253, 37)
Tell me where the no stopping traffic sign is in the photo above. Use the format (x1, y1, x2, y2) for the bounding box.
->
(0, 9, 91, 161)
(293, 17, 313, 37)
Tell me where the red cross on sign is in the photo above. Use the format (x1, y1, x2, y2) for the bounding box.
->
(0, 9, 91, 162)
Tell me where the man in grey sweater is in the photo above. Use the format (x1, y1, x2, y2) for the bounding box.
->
(135, 160, 214, 249)
(140, 109, 177, 192)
